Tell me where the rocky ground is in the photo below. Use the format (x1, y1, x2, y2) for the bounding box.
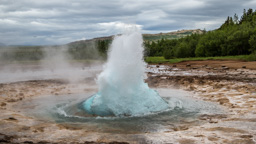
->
(0, 60, 256, 144)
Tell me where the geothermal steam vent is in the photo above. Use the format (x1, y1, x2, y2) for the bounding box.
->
(82, 27, 169, 116)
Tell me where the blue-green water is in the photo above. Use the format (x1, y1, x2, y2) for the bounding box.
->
(16, 88, 224, 134)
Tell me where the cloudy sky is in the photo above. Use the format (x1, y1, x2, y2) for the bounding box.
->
(0, 0, 256, 45)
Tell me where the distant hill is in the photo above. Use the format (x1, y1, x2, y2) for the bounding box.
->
(0, 42, 6, 46)
(67, 29, 204, 46)
(143, 29, 204, 41)
(0, 29, 205, 61)
(67, 36, 113, 46)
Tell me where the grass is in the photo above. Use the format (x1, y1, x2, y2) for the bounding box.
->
(145, 55, 252, 64)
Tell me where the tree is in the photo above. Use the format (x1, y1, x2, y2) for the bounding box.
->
(234, 13, 239, 24)
(219, 16, 230, 29)
(252, 15, 256, 25)
(249, 33, 256, 52)
(163, 48, 173, 59)
(174, 42, 192, 58)
(239, 9, 247, 24)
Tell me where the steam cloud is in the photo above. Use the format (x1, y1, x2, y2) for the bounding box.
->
(0, 44, 102, 84)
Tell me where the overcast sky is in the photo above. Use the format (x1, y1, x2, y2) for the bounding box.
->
(0, 0, 256, 45)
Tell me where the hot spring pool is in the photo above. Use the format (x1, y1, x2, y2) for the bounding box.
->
(15, 88, 225, 134)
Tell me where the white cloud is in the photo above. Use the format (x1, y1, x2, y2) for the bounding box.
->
(164, 0, 205, 11)
(243, 0, 256, 7)
(0, 0, 255, 45)
(193, 19, 225, 30)
(99, 22, 142, 30)
(137, 10, 169, 21)
(0, 19, 17, 24)
(30, 21, 49, 27)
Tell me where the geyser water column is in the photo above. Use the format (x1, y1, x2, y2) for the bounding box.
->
(82, 26, 169, 116)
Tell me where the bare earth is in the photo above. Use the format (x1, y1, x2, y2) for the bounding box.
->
(0, 60, 256, 144)
(170, 60, 256, 70)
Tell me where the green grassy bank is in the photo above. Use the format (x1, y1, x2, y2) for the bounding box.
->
(145, 55, 255, 64)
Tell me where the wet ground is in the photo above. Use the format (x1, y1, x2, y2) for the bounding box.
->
(0, 60, 256, 144)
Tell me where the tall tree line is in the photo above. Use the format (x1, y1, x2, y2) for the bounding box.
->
(145, 8, 256, 59)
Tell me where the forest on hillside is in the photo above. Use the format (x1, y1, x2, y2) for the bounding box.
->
(144, 8, 256, 60)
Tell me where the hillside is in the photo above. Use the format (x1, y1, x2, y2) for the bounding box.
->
(0, 29, 205, 61)
(0, 42, 6, 46)
(143, 29, 204, 41)
(68, 29, 204, 46)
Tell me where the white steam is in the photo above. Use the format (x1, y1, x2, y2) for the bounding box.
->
(0, 45, 102, 84)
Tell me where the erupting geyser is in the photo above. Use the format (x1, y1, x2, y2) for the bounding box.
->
(82, 26, 169, 116)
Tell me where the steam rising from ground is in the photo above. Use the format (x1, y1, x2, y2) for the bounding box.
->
(41, 46, 71, 71)
(39, 46, 82, 83)
(0, 45, 102, 83)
